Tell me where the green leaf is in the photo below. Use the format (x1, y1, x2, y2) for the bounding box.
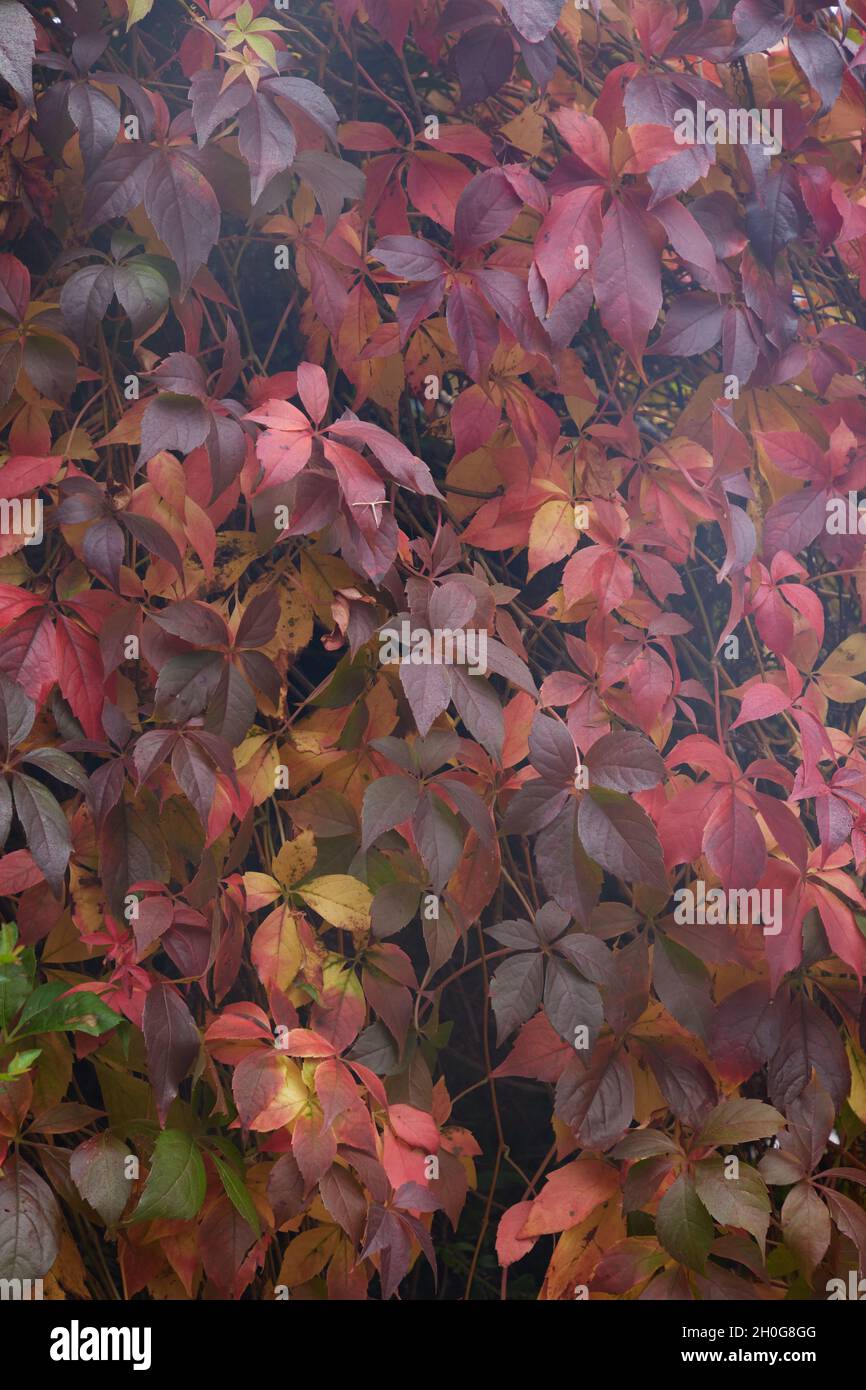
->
(697, 1098, 785, 1147)
(0, 959, 30, 1032)
(125, 0, 155, 30)
(12, 981, 122, 1038)
(0, 921, 19, 960)
(113, 259, 169, 338)
(130, 1129, 206, 1223)
(611, 1130, 681, 1161)
(0, 1048, 40, 1080)
(694, 1157, 771, 1256)
(212, 1152, 261, 1238)
(655, 1173, 713, 1273)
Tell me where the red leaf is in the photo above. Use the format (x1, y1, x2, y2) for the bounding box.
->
(593, 196, 662, 371)
(56, 616, 105, 740)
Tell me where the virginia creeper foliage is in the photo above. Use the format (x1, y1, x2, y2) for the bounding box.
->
(1, 0, 866, 1304)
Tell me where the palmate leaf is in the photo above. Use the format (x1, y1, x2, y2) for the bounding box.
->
(6, 0, 866, 1311)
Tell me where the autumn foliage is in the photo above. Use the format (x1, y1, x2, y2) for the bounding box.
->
(3, 0, 866, 1304)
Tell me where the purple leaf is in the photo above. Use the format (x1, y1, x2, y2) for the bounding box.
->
(144, 151, 220, 295)
(67, 81, 120, 173)
(528, 712, 576, 787)
(584, 730, 666, 793)
(83, 516, 125, 590)
(237, 91, 297, 205)
(189, 68, 252, 147)
(82, 144, 156, 229)
(490, 951, 545, 1043)
(143, 983, 201, 1128)
(500, 0, 562, 44)
(60, 264, 116, 344)
(543, 956, 603, 1047)
(121, 511, 184, 576)
(373, 236, 446, 282)
(762, 487, 828, 560)
(535, 804, 602, 925)
(412, 788, 463, 892)
(138, 393, 211, 466)
(649, 292, 724, 357)
(454, 24, 514, 107)
(171, 737, 217, 827)
(0, 0, 36, 111)
(789, 22, 844, 117)
(578, 788, 668, 890)
(11, 771, 71, 895)
(454, 169, 524, 258)
(361, 775, 421, 849)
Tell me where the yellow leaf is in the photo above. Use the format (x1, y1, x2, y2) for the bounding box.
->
(49, 1227, 92, 1299)
(186, 531, 259, 596)
(815, 673, 866, 704)
(298, 551, 360, 625)
(499, 106, 545, 156)
(298, 875, 372, 936)
(528, 497, 577, 578)
(847, 1040, 866, 1124)
(820, 633, 866, 677)
(276, 1224, 341, 1287)
(239, 1051, 308, 1130)
(126, 1, 154, 33)
(272, 581, 314, 661)
(243, 872, 281, 909)
(235, 735, 281, 806)
(271, 830, 317, 888)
